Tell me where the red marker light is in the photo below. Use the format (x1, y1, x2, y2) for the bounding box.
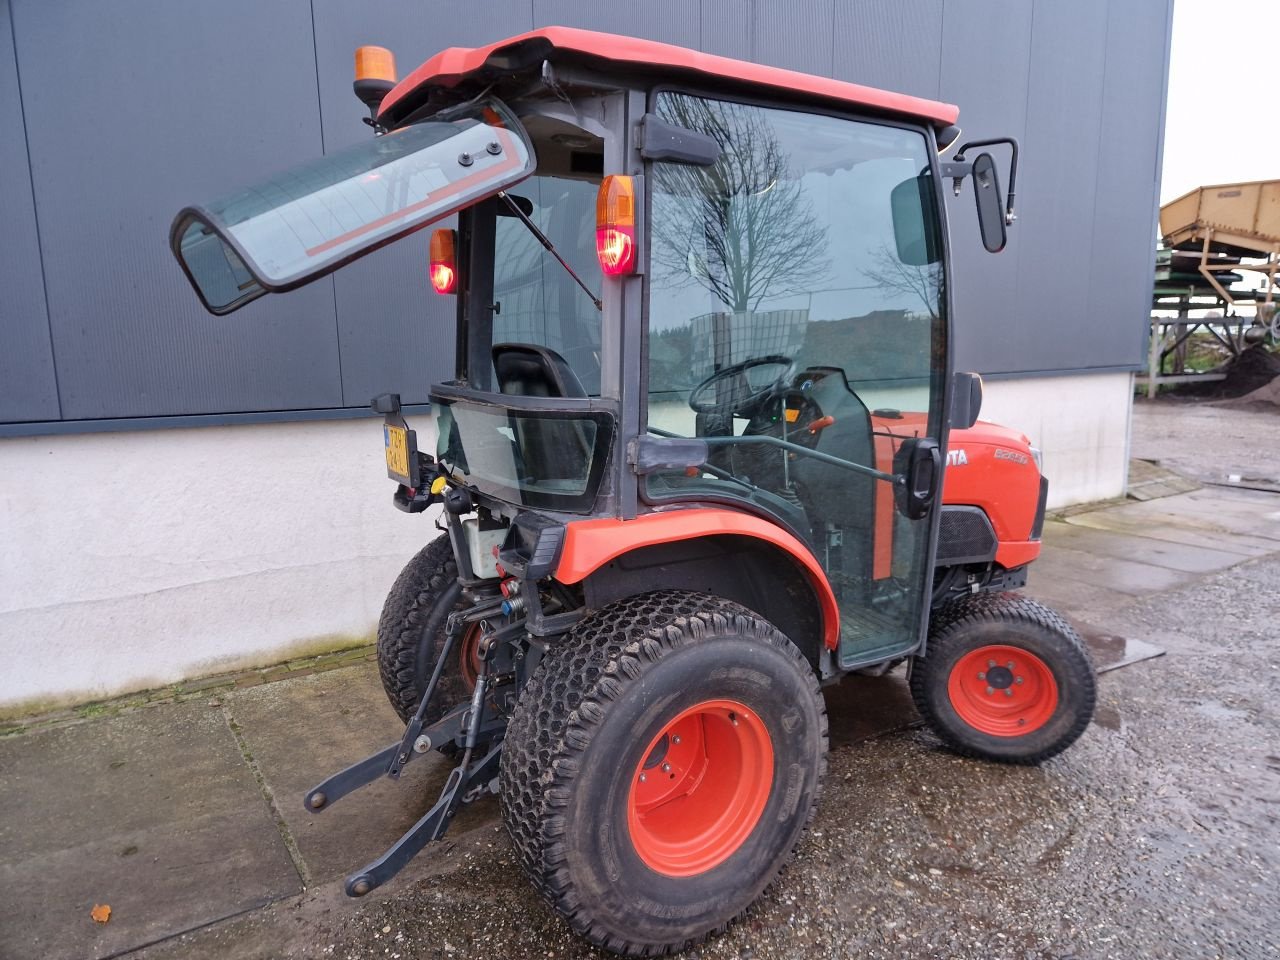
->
(429, 228, 457, 294)
(596, 175, 636, 276)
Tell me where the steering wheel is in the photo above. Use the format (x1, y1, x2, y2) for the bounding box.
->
(687, 355, 795, 418)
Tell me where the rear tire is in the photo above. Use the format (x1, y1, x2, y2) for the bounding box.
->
(910, 593, 1096, 764)
(376, 535, 479, 725)
(499, 591, 827, 956)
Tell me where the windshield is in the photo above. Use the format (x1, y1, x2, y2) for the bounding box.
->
(171, 97, 535, 314)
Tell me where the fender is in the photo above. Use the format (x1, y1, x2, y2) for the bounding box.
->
(556, 508, 841, 649)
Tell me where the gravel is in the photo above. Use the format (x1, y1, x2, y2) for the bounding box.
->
(138, 403, 1280, 960)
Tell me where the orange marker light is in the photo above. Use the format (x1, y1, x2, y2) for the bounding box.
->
(429, 229, 457, 294)
(354, 46, 396, 84)
(596, 175, 636, 276)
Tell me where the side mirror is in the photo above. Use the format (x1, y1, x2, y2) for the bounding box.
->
(950, 371, 984, 429)
(972, 153, 1007, 253)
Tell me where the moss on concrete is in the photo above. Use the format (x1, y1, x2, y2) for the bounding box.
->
(0, 632, 376, 727)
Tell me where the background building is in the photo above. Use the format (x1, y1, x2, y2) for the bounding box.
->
(0, 0, 1173, 711)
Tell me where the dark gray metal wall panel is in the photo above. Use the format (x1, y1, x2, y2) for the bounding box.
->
(1007, 0, 1110, 373)
(311, 2, 536, 407)
(1084, 0, 1171, 370)
(0, 0, 59, 422)
(531, 0, 700, 46)
(939, 0, 1034, 374)
(752, 0, 834, 74)
(700, 0, 751, 59)
(0, 0, 1173, 429)
(11, 0, 341, 419)
(832, 0, 944, 100)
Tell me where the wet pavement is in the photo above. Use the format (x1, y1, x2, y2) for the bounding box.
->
(2, 456, 1279, 958)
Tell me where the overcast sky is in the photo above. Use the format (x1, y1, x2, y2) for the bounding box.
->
(1161, 0, 1280, 202)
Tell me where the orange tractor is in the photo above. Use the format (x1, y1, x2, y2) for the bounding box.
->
(170, 28, 1094, 955)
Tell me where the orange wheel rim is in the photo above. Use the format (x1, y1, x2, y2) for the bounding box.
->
(947, 644, 1059, 736)
(626, 699, 773, 877)
(457, 622, 484, 690)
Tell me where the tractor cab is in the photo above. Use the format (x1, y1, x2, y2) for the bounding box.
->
(173, 27, 1014, 673)
(169, 29, 1088, 958)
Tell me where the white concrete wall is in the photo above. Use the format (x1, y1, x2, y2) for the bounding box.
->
(0, 418, 442, 713)
(0, 371, 1131, 711)
(979, 371, 1134, 509)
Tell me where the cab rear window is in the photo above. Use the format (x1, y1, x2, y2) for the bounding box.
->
(171, 98, 534, 314)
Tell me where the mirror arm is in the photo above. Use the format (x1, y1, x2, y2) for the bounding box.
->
(953, 137, 1019, 225)
(939, 159, 973, 198)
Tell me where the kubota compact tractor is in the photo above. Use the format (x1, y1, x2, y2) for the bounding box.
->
(170, 28, 1096, 955)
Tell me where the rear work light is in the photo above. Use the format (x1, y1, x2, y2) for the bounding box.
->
(429, 228, 458, 294)
(596, 175, 636, 276)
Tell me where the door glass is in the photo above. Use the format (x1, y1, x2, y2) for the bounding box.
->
(645, 92, 946, 666)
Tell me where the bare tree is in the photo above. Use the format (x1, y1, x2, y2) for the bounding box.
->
(860, 243, 941, 321)
(650, 96, 828, 312)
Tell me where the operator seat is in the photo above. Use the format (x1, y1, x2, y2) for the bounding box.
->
(492, 342, 587, 399)
(787, 368, 878, 600)
(491, 343, 590, 485)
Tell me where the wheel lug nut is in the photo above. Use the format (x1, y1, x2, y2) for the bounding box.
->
(662, 762, 671, 773)
(986, 686, 995, 695)
(639, 773, 646, 782)
(977, 672, 986, 680)
(1006, 661, 1015, 670)
(672, 736, 681, 745)
(1015, 676, 1024, 685)
(987, 660, 996, 668)
(1004, 688, 1014, 697)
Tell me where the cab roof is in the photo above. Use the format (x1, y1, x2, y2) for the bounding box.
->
(377, 26, 960, 130)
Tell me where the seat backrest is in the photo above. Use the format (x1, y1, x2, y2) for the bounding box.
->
(789, 372, 878, 595)
(490, 343, 589, 485)
(492, 343, 586, 398)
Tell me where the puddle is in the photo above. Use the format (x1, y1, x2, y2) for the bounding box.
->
(1077, 629, 1165, 673)
(1192, 699, 1250, 723)
(1092, 703, 1123, 732)
(823, 672, 919, 748)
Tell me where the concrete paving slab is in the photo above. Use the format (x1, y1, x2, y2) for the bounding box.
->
(1042, 521, 1253, 574)
(225, 660, 486, 887)
(1065, 508, 1280, 558)
(0, 701, 301, 960)
(1071, 487, 1280, 541)
(1126, 458, 1201, 501)
(1024, 569, 1137, 622)
(1029, 542, 1200, 596)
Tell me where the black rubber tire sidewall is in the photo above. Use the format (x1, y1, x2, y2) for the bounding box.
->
(911, 594, 1097, 764)
(499, 591, 828, 954)
(562, 637, 823, 943)
(375, 535, 471, 725)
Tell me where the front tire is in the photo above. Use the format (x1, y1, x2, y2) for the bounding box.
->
(910, 593, 1097, 764)
(499, 591, 827, 956)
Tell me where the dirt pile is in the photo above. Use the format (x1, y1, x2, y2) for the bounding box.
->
(1221, 376, 1280, 410)
(1176, 344, 1280, 399)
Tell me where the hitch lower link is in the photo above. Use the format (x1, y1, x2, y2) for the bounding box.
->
(303, 605, 508, 898)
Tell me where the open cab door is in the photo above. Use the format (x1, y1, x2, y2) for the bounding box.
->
(170, 98, 534, 315)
